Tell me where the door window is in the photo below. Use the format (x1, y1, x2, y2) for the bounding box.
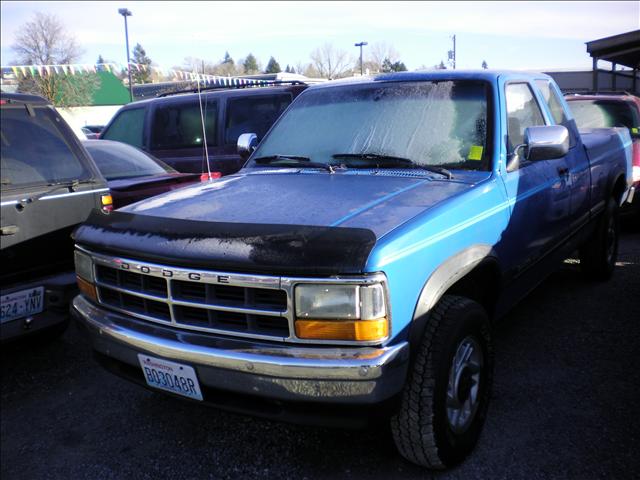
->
(151, 99, 218, 149)
(101, 108, 146, 148)
(505, 83, 546, 153)
(224, 94, 291, 144)
(535, 80, 575, 147)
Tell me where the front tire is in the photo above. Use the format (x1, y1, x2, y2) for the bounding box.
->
(580, 197, 619, 281)
(391, 295, 493, 469)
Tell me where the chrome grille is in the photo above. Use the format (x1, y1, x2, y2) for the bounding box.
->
(94, 262, 289, 338)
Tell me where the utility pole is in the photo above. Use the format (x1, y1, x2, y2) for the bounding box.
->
(355, 41, 368, 75)
(118, 8, 133, 102)
(448, 34, 456, 70)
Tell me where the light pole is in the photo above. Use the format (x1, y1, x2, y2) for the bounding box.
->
(448, 34, 456, 70)
(118, 8, 133, 102)
(355, 41, 368, 76)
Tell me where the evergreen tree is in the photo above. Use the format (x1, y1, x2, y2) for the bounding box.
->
(437, 60, 447, 70)
(131, 43, 152, 84)
(264, 56, 281, 74)
(482, 60, 488, 69)
(284, 65, 291, 73)
(97, 54, 105, 65)
(222, 51, 234, 65)
(242, 53, 259, 74)
(381, 58, 408, 72)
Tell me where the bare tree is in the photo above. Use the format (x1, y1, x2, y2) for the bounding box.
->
(11, 12, 98, 106)
(310, 43, 353, 79)
(367, 42, 400, 72)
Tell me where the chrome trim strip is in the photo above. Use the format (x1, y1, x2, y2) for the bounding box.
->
(89, 249, 281, 289)
(39, 187, 110, 201)
(96, 281, 166, 302)
(94, 295, 289, 342)
(95, 280, 284, 317)
(169, 297, 283, 317)
(1, 188, 110, 206)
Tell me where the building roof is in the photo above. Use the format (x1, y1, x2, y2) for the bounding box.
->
(586, 30, 640, 69)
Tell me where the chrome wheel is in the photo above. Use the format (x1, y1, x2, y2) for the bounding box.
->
(446, 335, 483, 434)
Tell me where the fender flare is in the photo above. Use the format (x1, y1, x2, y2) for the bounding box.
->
(407, 244, 497, 351)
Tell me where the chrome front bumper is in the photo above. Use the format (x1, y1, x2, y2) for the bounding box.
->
(71, 295, 410, 404)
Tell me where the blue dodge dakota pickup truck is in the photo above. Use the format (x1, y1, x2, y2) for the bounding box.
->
(71, 71, 631, 469)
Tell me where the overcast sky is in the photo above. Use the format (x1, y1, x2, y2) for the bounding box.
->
(1, 1, 638, 72)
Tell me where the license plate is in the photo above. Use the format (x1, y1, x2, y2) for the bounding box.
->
(138, 354, 203, 401)
(0, 286, 45, 324)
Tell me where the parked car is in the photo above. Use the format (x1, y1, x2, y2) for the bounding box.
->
(82, 140, 201, 209)
(565, 92, 640, 223)
(81, 125, 104, 140)
(99, 82, 307, 175)
(1, 93, 112, 342)
(71, 72, 631, 469)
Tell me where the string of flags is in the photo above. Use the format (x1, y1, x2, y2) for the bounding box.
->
(1, 62, 268, 86)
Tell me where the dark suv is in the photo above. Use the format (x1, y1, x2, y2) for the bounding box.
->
(100, 82, 307, 175)
(1, 93, 111, 341)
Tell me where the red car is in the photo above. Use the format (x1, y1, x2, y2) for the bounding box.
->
(565, 92, 640, 223)
(82, 140, 201, 209)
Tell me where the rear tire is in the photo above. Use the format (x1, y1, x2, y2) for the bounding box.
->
(579, 197, 619, 281)
(391, 295, 493, 469)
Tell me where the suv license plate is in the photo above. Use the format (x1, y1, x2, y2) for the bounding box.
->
(0, 286, 45, 324)
(138, 354, 203, 401)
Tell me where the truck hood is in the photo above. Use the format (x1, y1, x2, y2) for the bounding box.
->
(123, 169, 479, 237)
(74, 170, 484, 275)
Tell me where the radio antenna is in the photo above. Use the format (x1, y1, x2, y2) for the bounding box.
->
(196, 73, 212, 180)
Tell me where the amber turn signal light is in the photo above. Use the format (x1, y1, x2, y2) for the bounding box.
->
(101, 193, 113, 213)
(295, 318, 388, 342)
(77, 276, 97, 301)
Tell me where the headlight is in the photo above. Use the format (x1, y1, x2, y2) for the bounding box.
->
(294, 283, 388, 342)
(74, 251, 94, 282)
(74, 250, 97, 301)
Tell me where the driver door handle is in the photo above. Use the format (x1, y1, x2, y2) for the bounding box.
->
(557, 167, 569, 177)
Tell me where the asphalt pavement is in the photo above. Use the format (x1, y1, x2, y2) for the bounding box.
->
(2, 231, 639, 480)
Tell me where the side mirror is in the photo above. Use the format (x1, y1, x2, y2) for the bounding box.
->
(237, 133, 258, 159)
(523, 125, 569, 161)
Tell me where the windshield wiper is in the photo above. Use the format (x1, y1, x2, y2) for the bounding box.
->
(253, 155, 336, 173)
(331, 153, 453, 179)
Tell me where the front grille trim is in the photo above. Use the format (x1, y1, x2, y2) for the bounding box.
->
(94, 280, 284, 317)
(89, 250, 290, 341)
(78, 246, 390, 346)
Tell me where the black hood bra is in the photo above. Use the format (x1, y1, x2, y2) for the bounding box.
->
(73, 210, 378, 276)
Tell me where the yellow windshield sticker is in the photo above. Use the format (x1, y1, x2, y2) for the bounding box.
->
(468, 145, 484, 161)
(632, 127, 639, 134)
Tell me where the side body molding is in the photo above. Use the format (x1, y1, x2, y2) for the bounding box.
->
(412, 244, 495, 321)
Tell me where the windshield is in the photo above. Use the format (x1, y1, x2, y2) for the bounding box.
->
(248, 80, 492, 171)
(83, 141, 175, 180)
(568, 99, 639, 130)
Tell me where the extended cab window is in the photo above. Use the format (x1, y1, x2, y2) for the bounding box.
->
(535, 80, 575, 147)
(569, 99, 639, 130)
(224, 94, 291, 144)
(102, 108, 146, 148)
(1, 106, 90, 187)
(505, 83, 546, 152)
(151, 99, 218, 150)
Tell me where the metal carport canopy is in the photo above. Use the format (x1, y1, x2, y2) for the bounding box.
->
(586, 30, 640, 69)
